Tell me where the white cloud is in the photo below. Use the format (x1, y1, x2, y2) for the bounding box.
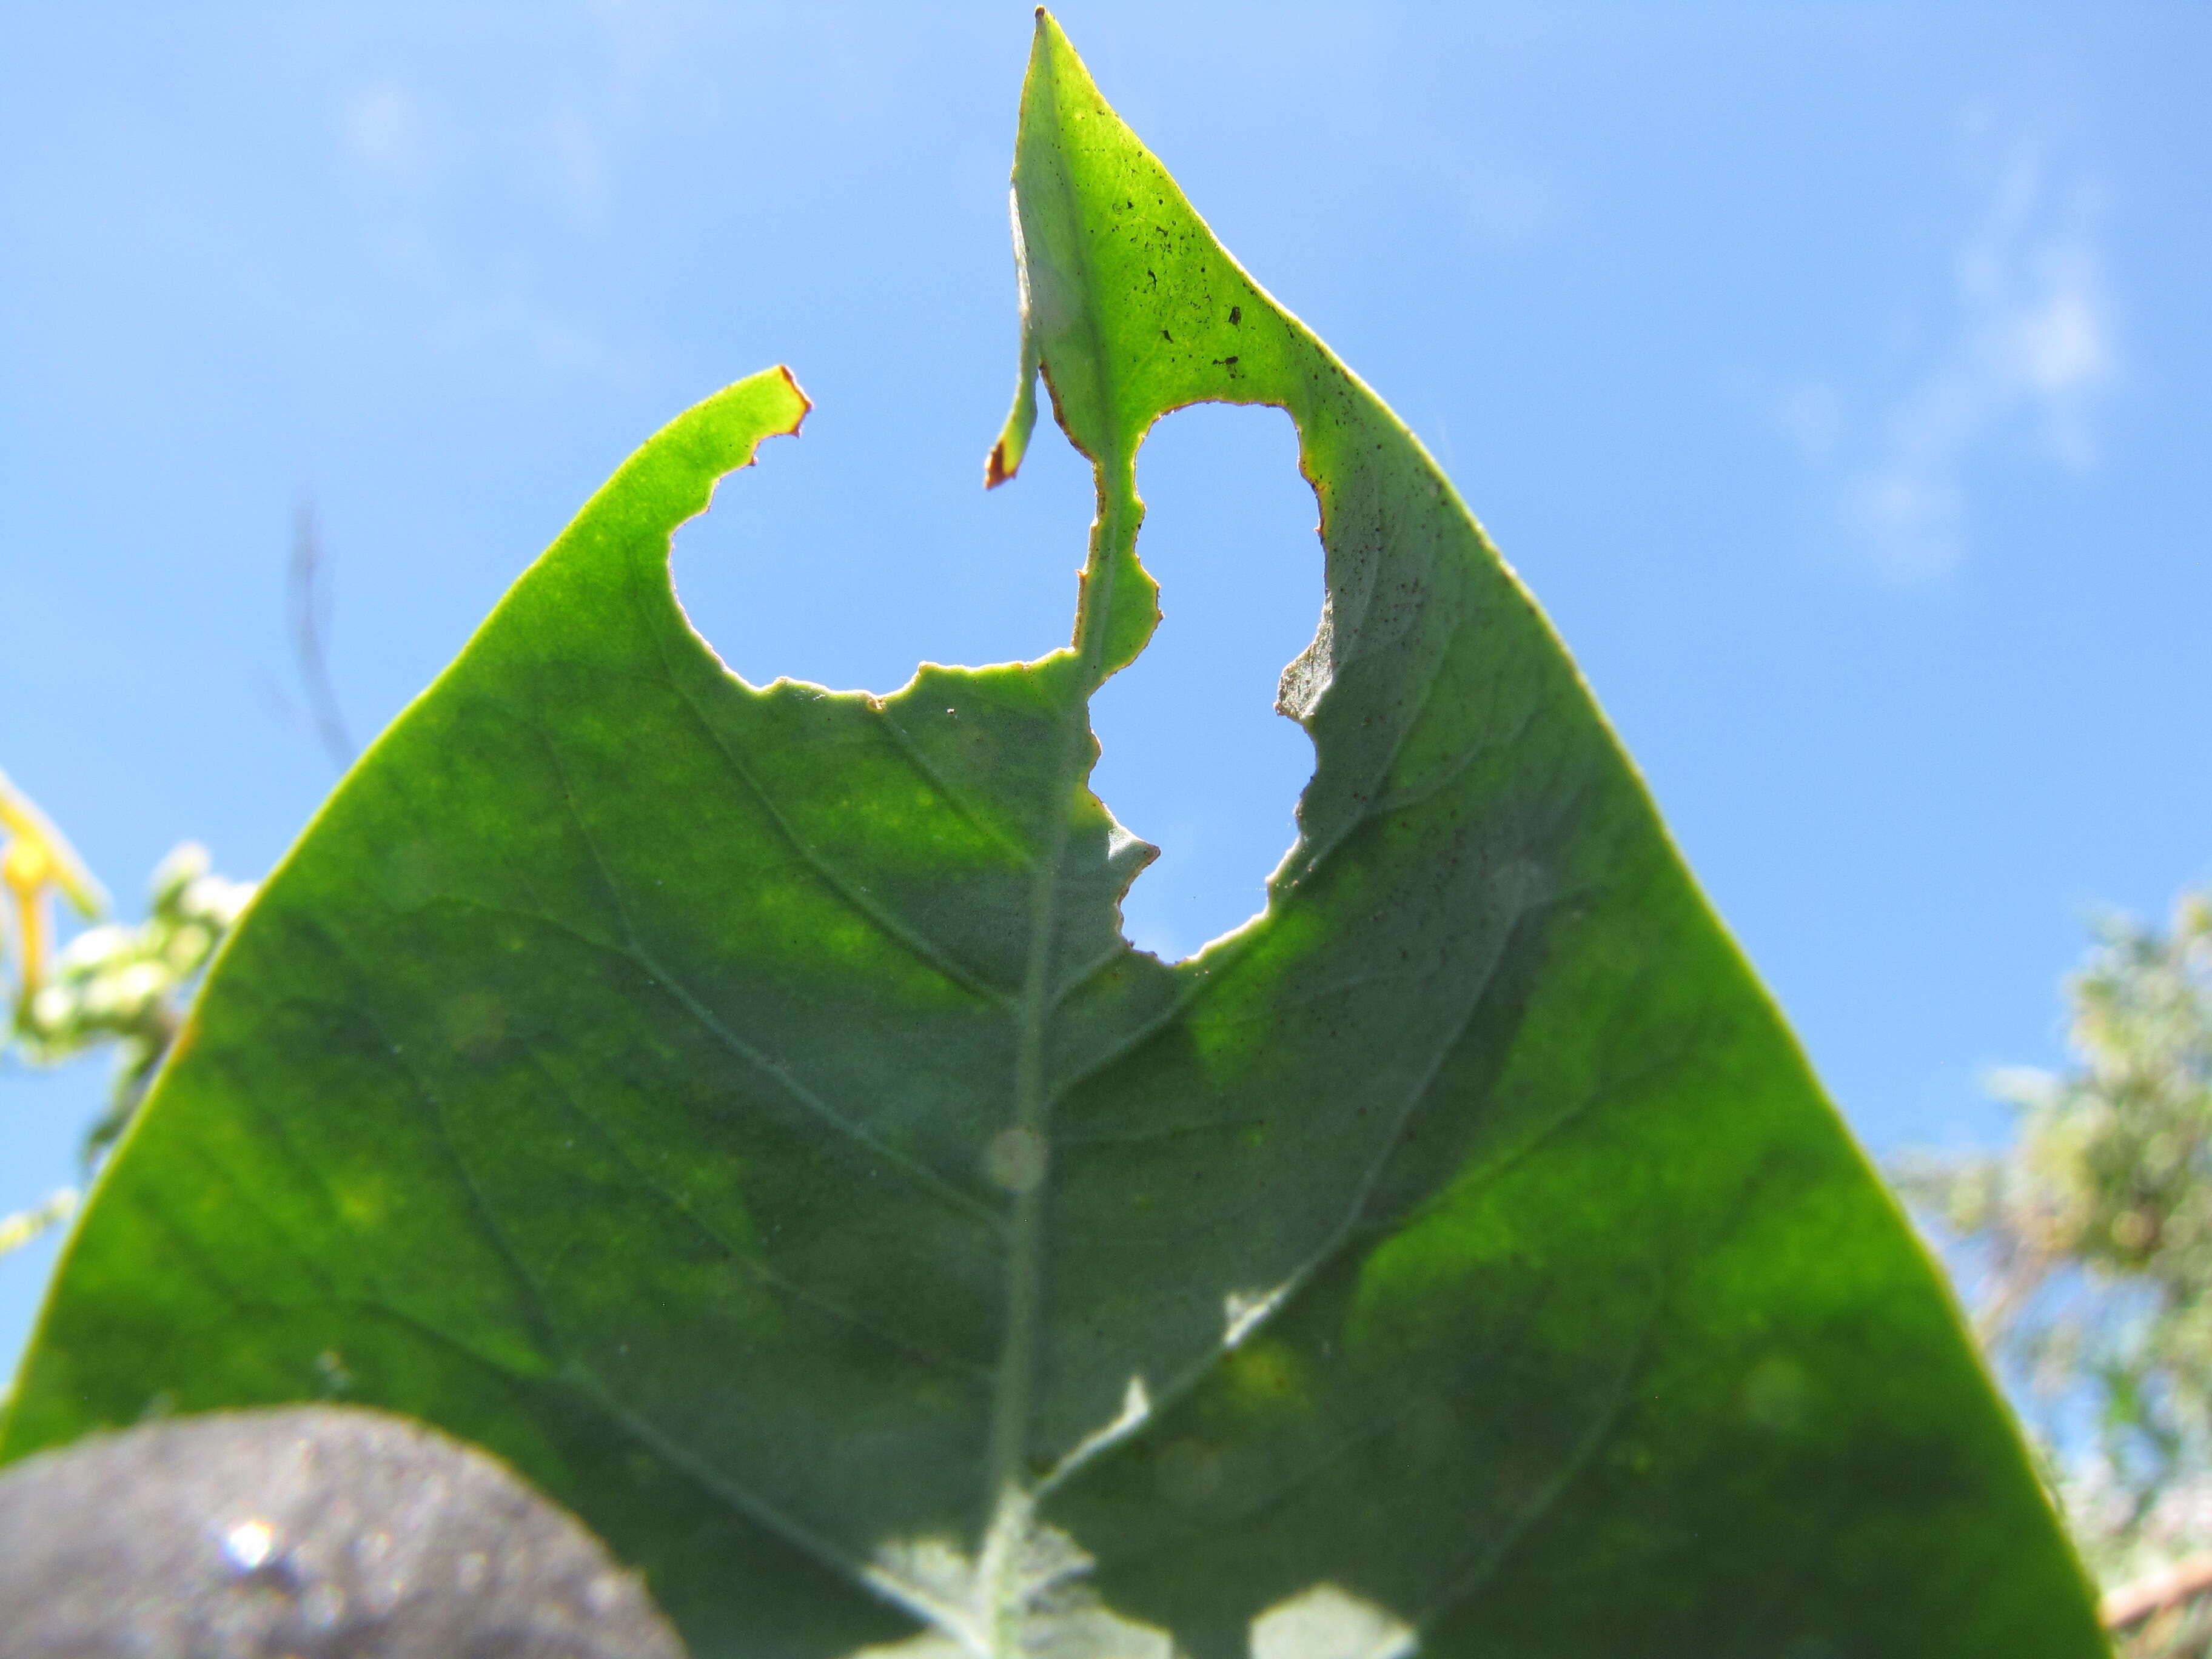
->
(1452, 162, 1568, 252)
(585, 0, 753, 104)
(544, 107, 608, 224)
(1788, 129, 2116, 585)
(340, 79, 433, 188)
(329, 73, 632, 383)
(448, 290, 629, 380)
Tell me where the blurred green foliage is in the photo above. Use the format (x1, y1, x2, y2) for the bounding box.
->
(1, 769, 251, 1252)
(1900, 891, 2212, 1654)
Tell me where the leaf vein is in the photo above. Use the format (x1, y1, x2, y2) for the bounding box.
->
(501, 759, 1004, 1225)
(526, 1050, 997, 1384)
(643, 631, 1016, 1006)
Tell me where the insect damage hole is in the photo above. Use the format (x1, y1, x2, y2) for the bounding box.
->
(1091, 403, 1321, 962)
(668, 383, 1095, 695)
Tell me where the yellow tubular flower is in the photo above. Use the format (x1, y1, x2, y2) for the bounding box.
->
(0, 767, 107, 1008)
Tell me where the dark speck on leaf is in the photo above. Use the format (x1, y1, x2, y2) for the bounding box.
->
(1230, 306, 1242, 325)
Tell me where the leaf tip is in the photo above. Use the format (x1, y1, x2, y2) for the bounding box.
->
(985, 344, 1041, 489)
(773, 363, 814, 432)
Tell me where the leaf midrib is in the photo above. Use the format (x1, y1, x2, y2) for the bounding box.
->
(982, 52, 1132, 1546)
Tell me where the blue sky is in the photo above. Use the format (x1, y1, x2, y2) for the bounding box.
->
(3, 2, 2208, 1370)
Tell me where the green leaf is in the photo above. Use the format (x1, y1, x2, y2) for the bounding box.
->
(5, 15, 2102, 1658)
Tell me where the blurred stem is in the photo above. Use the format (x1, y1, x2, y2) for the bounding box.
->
(290, 504, 356, 773)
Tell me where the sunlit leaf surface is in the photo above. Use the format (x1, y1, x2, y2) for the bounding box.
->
(4, 16, 2102, 1657)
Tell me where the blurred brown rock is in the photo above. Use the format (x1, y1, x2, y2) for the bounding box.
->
(0, 1404, 686, 1658)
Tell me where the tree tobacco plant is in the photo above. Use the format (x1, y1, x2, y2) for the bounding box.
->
(2, 16, 2108, 1658)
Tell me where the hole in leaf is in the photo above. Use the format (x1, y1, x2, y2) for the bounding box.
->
(667, 382, 1097, 695)
(1092, 403, 1321, 962)
(1250, 1583, 1416, 1659)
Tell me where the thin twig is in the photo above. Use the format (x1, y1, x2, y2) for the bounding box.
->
(290, 503, 356, 772)
(2102, 1550, 2212, 1631)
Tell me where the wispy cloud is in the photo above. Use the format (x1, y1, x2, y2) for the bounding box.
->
(542, 106, 608, 226)
(1787, 124, 2116, 584)
(330, 72, 631, 383)
(340, 79, 434, 190)
(1450, 161, 1569, 252)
